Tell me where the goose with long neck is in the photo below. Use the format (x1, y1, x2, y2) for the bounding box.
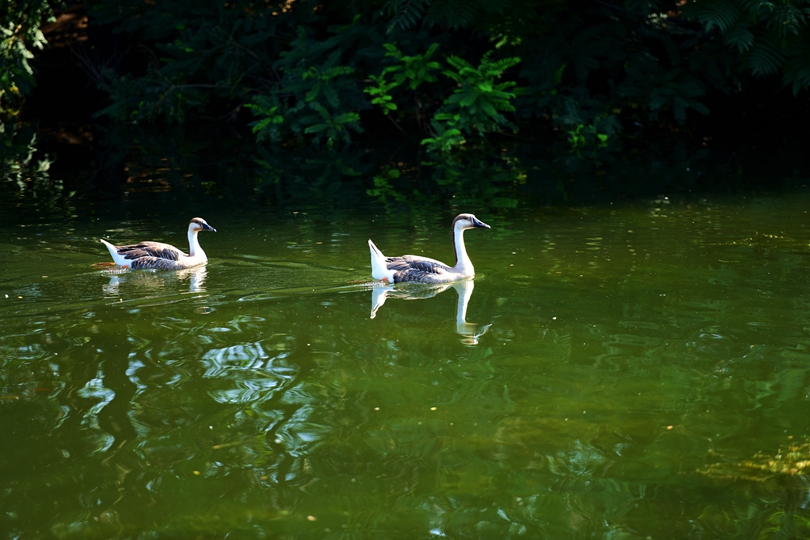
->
(99, 217, 217, 270)
(368, 213, 490, 284)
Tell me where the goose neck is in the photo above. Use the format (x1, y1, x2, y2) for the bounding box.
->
(188, 229, 204, 259)
(452, 225, 473, 274)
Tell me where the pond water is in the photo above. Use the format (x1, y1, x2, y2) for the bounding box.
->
(3, 189, 810, 538)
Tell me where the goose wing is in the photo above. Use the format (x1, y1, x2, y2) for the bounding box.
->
(116, 241, 184, 262)
(387, 255, 452, 284)
(128, 256, 189, 270)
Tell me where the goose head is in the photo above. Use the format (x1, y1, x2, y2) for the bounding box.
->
(189, 217, 217, 233)
(453, 213, 490, 231)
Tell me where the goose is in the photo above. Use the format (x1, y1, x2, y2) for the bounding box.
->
(99, 217, 216, 270)
(368, 213, 490, 284)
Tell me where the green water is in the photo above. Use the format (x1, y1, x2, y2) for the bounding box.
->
(3, 193, 810, 539)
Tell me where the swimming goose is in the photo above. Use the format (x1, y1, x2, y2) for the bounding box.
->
(99, 217, 216, 270)
(368, 213, 490, 284)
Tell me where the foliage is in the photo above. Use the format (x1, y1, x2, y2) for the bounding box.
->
(246, 21, 372, 148)
(0, 120, 63, 203)
(422, 52, 521, 153)
(362, 42, 521, 155)
(383, 0, 512, 32)
(367, 167, 415, 210)
(364, 42, 442, 115)
(681, 0, 810, 94)
(89, 0, 290, 123)
(7, 0, 810, 201)
(1, 0, 67, 120)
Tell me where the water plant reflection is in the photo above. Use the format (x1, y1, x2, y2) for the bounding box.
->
(369, 278, 491, 345)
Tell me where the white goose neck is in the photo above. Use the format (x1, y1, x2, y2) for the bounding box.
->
(187, 227, 206, 260)
(452, 224, 473, 275)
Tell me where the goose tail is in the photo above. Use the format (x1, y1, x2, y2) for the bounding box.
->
(100, 238, 127, 266)
(368, 239, 393, 282)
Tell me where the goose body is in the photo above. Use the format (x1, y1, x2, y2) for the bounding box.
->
(100, 217, 216, 270)
(369, 213, 490, 284)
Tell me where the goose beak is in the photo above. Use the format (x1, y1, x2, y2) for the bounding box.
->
(473, 217, 491, 229)
(203, 223, 217, 233)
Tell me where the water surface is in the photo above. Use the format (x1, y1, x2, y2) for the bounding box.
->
(3, 193, 810, 538)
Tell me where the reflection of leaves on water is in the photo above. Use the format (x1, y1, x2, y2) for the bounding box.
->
(365, 420, 442, 458)
(77, 370, 117, 454)
(202, 342, 298, 404)
(698, 441, 810, 482)
(546, 439, 611, 479)
(693, 441, 810, 536)
(276, 405, 333, 457)
(200, 340, 335, 459)
(721, 233, 802, 249)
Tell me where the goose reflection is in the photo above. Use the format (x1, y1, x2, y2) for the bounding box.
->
(370, 278, 491, 345)
(102, 265, 208, 295)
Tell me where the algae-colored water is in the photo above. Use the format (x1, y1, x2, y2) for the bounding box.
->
(3, 192, 810, 538)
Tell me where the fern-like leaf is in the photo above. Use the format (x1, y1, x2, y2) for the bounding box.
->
(428, 0, 477, 30)
(723, 24, 755, 53)
(783, 51, 810, 94)
(697, 0, 743, 33)
(747, 38, 787, 75)
(384, 0, 428, 33)
(765, 3, 805, 37)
